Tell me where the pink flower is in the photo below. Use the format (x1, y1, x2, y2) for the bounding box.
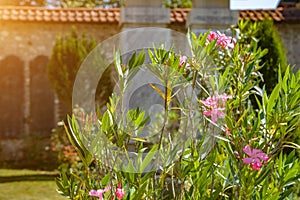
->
(224, 126, 231, 136)
(89, 186, 111, 200)
(179, 55, 190, 69)
(242, 145, 270, 170)
(203, 107, 225, 122)
(116, 187, 125, 200)
(217, 33, 235, 49)
(200, 93, 232, 122)
(205, 31, 235, 49)
(218, 93, 232, 101)
(179, 55, 187, 66)
(206, 31, 218, 43)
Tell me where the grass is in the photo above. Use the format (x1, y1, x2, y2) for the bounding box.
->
(0, 181, 67, 200)
(0, 169, 66, 200)
(0, 169, 58, 176)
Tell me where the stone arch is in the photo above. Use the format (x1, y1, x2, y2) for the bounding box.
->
(29, 55, 55, 135)
(0, 55, 25, 138)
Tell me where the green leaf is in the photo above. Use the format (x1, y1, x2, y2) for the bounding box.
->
(101, 173, 110, 186)
(102, 110, 112, 132)
(128, 51, 137, 68)
(140, 144, 158, 173)
(66, 115, 93, 167)
(267, 83, 280, 114)
(115, 49, 123, 77)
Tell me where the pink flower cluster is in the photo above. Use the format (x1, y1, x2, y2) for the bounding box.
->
(89, 186, 111, 200)
(242, 145, 270, 170)
(179, 55, 190, 69)
(116, 186, 126, 200)
(89, 183, 125, 200)
(200, 93, 232, 122)
(206, 31, 235, 49)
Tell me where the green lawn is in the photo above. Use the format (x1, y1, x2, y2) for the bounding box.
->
(0, 181, 67, 200)
(0, 169, 58, 177)
(0, 169, 66, 200)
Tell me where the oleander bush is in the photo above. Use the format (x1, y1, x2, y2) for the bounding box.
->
(54, 29, 300, 200)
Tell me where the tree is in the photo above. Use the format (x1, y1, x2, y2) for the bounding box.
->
(47, 27, 97, 111)
(163, 0, 192, 8)
(0, 0, 46, 6)
(255, 19, 287, 94)
(59, 0, 121, 8)
(47, 27, 114, 113)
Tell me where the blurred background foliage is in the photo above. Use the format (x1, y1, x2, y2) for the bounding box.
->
(235, 18, 287, 94)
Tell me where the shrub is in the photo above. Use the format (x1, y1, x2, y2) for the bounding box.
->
(163, 0, 193, 8)
(54, 29, 300, 199)
(47, 27, 115, 168)
(47, 27, 97, 111)
(236, 19, 287, 94)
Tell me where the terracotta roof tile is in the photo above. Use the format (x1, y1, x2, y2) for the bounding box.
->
(0, 6, 120, 23)
(51, 10, 59, 17)
(43, 10, 50, 16)
(67, 10, 75, 17)
(92, 17, 100, 22)
(170, 8, 190, 23)
(0, 6, 299, 24)
(239, 8, 285, 22)
(44, 15, 51, 21)
(91, 10, 98, 17)
(19, 15, 27, 20)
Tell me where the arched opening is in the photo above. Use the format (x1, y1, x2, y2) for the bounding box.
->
(0, 55, 25, 138)
(29, 55, 55, 135)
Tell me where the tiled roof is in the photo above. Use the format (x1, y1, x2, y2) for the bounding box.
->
(0, 6, 120, 23)
(0, 6, 299, 23)
(170, 8, 190, 23)
(239, 8, 285, 22)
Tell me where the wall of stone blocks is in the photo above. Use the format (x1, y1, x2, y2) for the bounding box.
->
(0, 21, 121, 168)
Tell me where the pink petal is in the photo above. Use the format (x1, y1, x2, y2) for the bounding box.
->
(243, 158, 253, 165)
(217, 110, 225, 118)
(207, 31, 218, 41)
(89, 190, 98, 196)
(210, 109, 219, 122)
(211, 114, 218, 122)
(116, 188, 126, 199)
(179, 56, 187, 67)
(203, 110, 211, 116)
(243, 145, 252, 156)
(103, 186, 111, 192)
(219, 93, 232, 101)
(250, 161, 262, 170)
(89, 187, 110, 200)
(257, 153, 270, 162)
(228, 42, 235, 49)
(201, 97, 216, 107)
(225, 127, 231, 135)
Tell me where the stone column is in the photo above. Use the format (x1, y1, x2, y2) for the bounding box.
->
(119, 0, 173, 58)
(120, 0, 170, 29)
(187, 0, 239, 35)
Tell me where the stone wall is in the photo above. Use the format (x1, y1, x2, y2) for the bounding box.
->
(0, 21, 121, 168)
